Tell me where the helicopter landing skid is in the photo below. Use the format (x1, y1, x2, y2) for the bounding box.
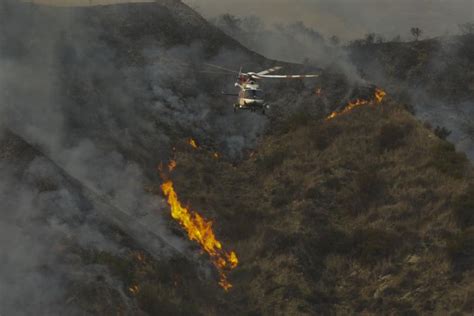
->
(233, 104, 269, 115)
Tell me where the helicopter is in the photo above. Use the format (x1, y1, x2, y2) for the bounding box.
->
(217, 65, 319, 114)
(150, 55, 319, 114)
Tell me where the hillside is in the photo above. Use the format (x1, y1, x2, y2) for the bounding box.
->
(167, 99, 474, 315)
(0, 1, 473, 315)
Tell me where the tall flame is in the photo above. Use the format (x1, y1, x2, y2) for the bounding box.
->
(326, 88, 387, 120)
(161, 180, 238, 291)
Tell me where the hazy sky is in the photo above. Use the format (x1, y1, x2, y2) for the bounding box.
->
(185, 0, 474, 40)
(23, 0, 473, 40)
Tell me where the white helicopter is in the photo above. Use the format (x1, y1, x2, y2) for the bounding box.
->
(211, 64, 319, 114)
(151, 55, 319, 114)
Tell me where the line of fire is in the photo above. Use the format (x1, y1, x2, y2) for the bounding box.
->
(158, 157, 238, 291)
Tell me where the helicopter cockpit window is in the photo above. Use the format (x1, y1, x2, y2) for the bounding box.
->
(244, 90, 264, 100)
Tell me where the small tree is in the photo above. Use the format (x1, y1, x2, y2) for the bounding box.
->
(364, 33, 376, 45)
(329, 35, 340, 46)
(214, 14, 242, 38)
(459, 22, 474, 35)
(410, 27, 422, 41)
(375, 34, 385, 44)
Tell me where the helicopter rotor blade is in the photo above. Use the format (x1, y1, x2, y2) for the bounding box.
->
(197, 70, 235, 75)
(149, 55, 239, 75)
(203, 63, 240, 74)
(256, 66, 283, 76)
(258, 74, 320, 79)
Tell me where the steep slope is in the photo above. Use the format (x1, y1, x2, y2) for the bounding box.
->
(167, 99, 474, 315)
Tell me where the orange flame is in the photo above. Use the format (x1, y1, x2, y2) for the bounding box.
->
(161, 180, 238, 291)
(188, 138, 199, 149)
(374, 88, 387, 103)
(326, 88, 387, 120)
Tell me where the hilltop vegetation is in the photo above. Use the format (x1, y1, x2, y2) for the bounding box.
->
(349, 33, 474, 104)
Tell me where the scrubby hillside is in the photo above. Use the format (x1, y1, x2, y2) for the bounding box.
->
(1, 1, 473, 315)
(349, 35, 474, 103)
(168, 99, 474, 315)
(349, 34, 474, 159)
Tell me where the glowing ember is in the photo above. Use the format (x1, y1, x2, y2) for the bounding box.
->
(213, 152, 220, 159)
(168, 160, 177, 172)
(128, 285, 140, 295)
(326, 87, 387, 120)
(188, 138, 199, 149)
(160, 180, 238, 291)
(374, 88, 387, 103)
(133, 251, 145, 262)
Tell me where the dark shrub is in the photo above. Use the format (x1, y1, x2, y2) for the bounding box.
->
(352, 167, 385, 212)
(378, 122, 407, 150)
(256, 149, 286, 173)
(350, 228, 400, 264)
(453, 186, 474, 229)
(137, 284, 194, 316)
(305, 186, 322, 200)
(430, 142, 467, 179)
(271, 183, 298, 208)
(310, 124, 342, 151)
(446, 228, 474, 272)
(434, 126, 452, 140)
(281, 110, 315, 133)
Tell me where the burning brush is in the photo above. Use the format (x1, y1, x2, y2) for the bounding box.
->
(159, 160, 238, 291)
(326, 88, 387, 120)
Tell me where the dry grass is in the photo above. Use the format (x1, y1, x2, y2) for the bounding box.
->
(168, 101, 474, 314)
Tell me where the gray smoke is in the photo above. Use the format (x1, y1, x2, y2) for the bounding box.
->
(0, 0, 267, 222)
(0, 0, 273, 313)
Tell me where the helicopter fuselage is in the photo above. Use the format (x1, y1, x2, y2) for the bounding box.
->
(234, 80, 268, 113)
